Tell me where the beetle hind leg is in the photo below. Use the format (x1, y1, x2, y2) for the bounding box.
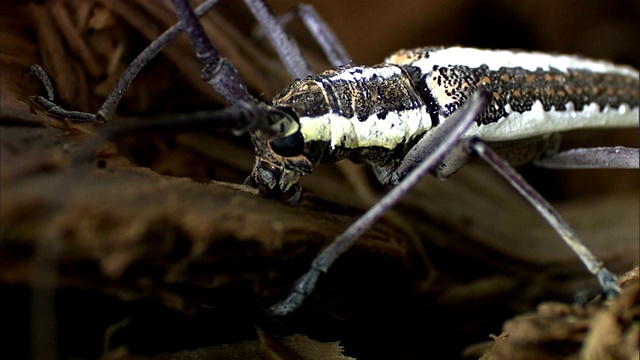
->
(468, 138, 622, 297)
(535, 146, 640, 169)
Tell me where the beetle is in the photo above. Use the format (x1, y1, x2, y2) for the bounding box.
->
(27, 0, 639, 316)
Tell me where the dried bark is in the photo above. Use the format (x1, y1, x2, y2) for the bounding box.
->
(475, 268, 639, 360)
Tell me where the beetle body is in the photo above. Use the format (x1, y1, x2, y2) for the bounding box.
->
(249, 47, 639, 196)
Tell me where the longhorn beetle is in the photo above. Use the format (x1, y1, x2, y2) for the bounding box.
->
(27, 0, 639, 315)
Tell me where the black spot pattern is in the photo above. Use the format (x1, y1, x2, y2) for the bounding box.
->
(418, 64, 639, 125)
(270, 48, 638, 175)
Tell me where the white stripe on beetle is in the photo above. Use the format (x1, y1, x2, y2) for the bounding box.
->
(299, 106, 432, 150)
(465, 101, 639, 141)
(403, 47, 639, 78)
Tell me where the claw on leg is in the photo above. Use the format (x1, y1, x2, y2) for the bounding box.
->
(24, 64, 102, 123)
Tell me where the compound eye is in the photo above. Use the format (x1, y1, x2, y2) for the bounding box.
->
(269, 131, 304, 157)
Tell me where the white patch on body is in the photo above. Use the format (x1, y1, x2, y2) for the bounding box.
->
(464, 102, 640, 141)
(300, 47, 638, 151)
(402, 47, 639, 78)
(299, 107, 432, 150)
(327, 65, 402, 82)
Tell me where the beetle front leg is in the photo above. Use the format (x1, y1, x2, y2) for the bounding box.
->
(171, 0, 256, 106)
(25, 65, 101, 122)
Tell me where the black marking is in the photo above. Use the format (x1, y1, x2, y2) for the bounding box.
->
(273, 65, 426, 123)
(415, 63, 639, 126)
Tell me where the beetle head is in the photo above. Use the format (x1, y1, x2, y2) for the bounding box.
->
(244, 107, 313, 204)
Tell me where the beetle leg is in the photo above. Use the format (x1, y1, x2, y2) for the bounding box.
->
(468, 138, 622, 297)
(294, 4, 351, 67)
(534, 146, 640, 169)
(171, 0, 256, 106)
(26, 0, 223, 123)
(243, 0, 313, 78)
(268, 92, 490, 315)
(25, 65, 101, 122)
